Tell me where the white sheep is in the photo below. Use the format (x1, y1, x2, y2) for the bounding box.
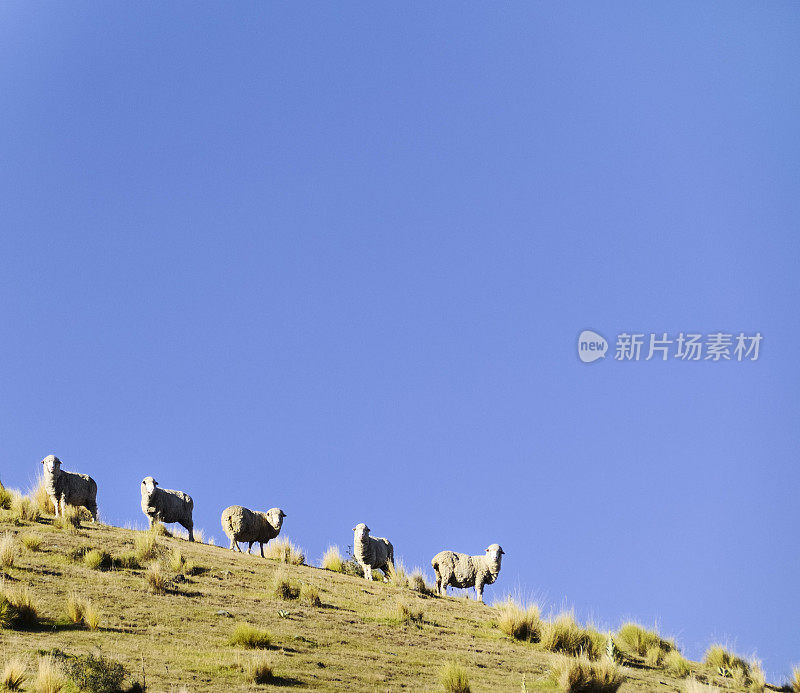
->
(353, 523, 394, 581)
(41, 455, 97, 521)
(431, 544, 504, 602)
(140, 476, 195, 541)
(221, 505, 285, 557)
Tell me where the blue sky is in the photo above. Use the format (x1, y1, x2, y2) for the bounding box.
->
(1, 2, 798, 682)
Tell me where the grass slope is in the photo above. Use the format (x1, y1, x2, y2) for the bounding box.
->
(0, 513, 779, 692)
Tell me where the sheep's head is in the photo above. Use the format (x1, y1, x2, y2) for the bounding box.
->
(266, 507, 286, 530)
(485, 544, 504, 565)
(41, 455, 61, 475)
(352, 523, 370, 539)
(141, 476, 158, 499)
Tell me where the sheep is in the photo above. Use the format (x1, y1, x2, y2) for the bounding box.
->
(431, 544, 504, 603)
(140, 476, 195, 541)
(221, 505, 285, 557)
(352, 523, 394, 581)
(40, 455, 98, 521)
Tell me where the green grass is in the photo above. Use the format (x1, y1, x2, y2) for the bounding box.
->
(228, 623, 272, 649)
(83, 549, 112, 571)
(20, 533, 42, 551)
(540, 612, 602, 659)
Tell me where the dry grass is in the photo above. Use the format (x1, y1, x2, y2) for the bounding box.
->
(684, 678, 721, 693)
(392, 600, 424, 626)
(541, 612, 602, 659)
(0, 532, 15, 569)
(244, 653, 274, 684)
(616, 622, 674, 658)
(320, 545, 345, 573)
(300, 583, 321, 607)
(703, 644, 750, 682)
(229, 623, 272, 649)
(645, 644, 663, 667)
(407, 568, 436, 596)
(0, 482, 12, 510)
(82, 548, 111, 570)
(53, 506, 82, 532)
(0, 657, 27, 690)
(1, 586, 38, 630)
(387, 559, 408, 585)
(145, 562, 168, 594)
(10, 491, 40, 523)
(271, 573, 300, 601)
(33, 655, 68, 693)
(549, 655, 624, 692)
(664, 649, 692, 678)
(169, 547, 195, 574)
(29, 477, 55, 515)
(791, 666, 800, 693)
(439, 661, 470, 693)
(496, 597, 541, 642)
(263, 538, 305, 565)
(20, 533, 42, 551)
(134, 532, 161, 563)
(65, 593, 101, 630)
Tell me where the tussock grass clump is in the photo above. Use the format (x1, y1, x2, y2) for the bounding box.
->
(169, 548, 195, 575)
(134, 533, 161, 563)
(229, 623, 272, 649)
(407, 568, 436, 595)
(496, 598, 541, 642)
(645, 645, 664, 667)
(0, 587, 39, 630)
(1, 657, 27, 690)
(244, 653, 274, 684)
(47, 650, 125, 693)
(300, 584, 321, 607)
(392, 601, 424, 626)
(145, 562, 168, 594)
(263, 538, 305, 565)
(0, 482, 12, 510)
(10, 491, 40, 523)
(33, 655, 68, 693)
(664, 650, 692, 678)
(703, 644, 750, 682)
(0, 532, 15, 569)
(549, 656, 624, 693)
(20, 533, 42, 552)
(616, 622, 674, 658)
(150, 521, 171, 537)
(439, 661, 470, 693)
(82, 549, 112, 571)
(387, 559, 408, 585)
(791, 666, 800, 693)
(271, 574, 300, 601)
(53, 506, 82, 532)
(66, 594, 100, 630)
(540, 612, 602, 660)
(29, 477, 55, 515)
(320, 545, 345, 573)
(112, 552, 140, 570)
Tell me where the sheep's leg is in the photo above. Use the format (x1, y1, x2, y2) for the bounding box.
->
(248, 541, 254, 555)
(259, 542, 265, 558)
(363, 565, 372, 581)
(475, 580, 484, 603)
(229, 537, 239, 551)
(186, 522, 194, 542)
(86, 502, 98, 523)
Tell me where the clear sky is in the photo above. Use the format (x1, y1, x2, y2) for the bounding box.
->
(1, 2, 798, 683)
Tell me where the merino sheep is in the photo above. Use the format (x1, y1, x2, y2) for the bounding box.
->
(221, 505, 285, 557)
(41, 455, 97, 521)
(353, 523, 394, 581)
(431, 544, 504, 602)
(140, 476, 195, 541)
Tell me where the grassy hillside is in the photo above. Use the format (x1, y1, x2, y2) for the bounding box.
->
(0, 493, 788, 692)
